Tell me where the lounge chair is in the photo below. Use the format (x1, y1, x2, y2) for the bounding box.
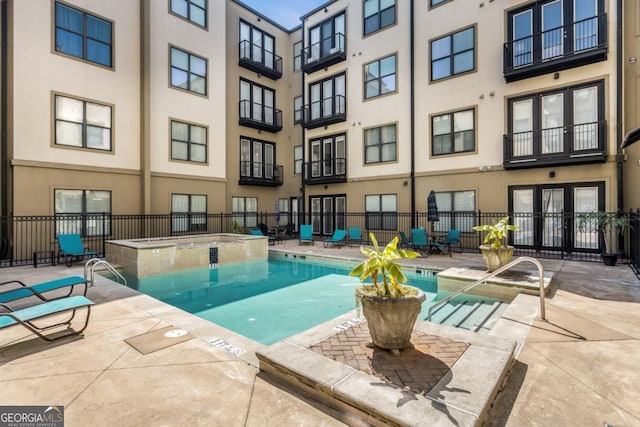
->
(410, 228, 430, 255)
(347, 227, 363, 247)
(0, 276, 90, 305)
(57, 234, 98, 267)
(249, 228, 275, 245)
(299, 224, 314, 245)
(323, 229, 347, 248)
(0, 295, 94, 341)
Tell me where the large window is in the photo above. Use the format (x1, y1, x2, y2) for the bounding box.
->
(232, 196, 258, 228)
(170, 0, 207, 27)
(171, 120, 207, 163)
(293, 41, 302, 71)
(363, 0, 396, 36)
(170, 46, 207, 95)
(294, 96, 303, 124)
(308, 73, 346, 122)
(364, 124, 396, 164)
(55, 2, 112, 67)
(365, 194, 397, 230)
(433, 191, 475, 232)
(240, 79, 276, 126)
(364, 54, 397, 99)
(430, 26, 475, 81)
(55, 94, 112, 151)
(308, 12, 345, 61)
(310, 195, 346, 235)
(171, 194, 207, 233)
(309, 134, 346, 179)
(239, 20, 277, 71)
(240, 137, 276, 180)
(55, 189, 111, 236)
(431, 108, 475, 156)
(294, 146, 303, 174)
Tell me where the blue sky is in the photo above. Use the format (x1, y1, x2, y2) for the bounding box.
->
(239, 0, 328, 29)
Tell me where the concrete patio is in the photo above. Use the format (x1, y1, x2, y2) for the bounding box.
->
(0, 241, 639, 426)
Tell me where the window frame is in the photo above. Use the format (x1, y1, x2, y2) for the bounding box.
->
(169, 0, 207, 28)
(364, 53, 397, 100)
(307, 12, 346, 61)
(169, 45, 208, 96)
(293, 41, 302, 71)
(430, 107, 476, 157)
(240, 78, 277, 126)
(54, 93, 113, 152)
(294, 96, 303, 124)
(171, 193, 208, 234)
(307, 72, 347, 122)
(54, 189, 112, 237)
(294, 145, 303, 174)
(430, 25, 476, 82)
(232, 196, 258, 229)
(363, 0, 397, 36)
(240, 136, 277, 180)
(364, 123, 397, 164)
(54, 1, 113, 68)
(170, 119, 208, 164)
(308, 133, 346, 179)
(239, 19, 277, 70)
(429, 0, 454, 9)
(432, 190, 476, 233)
(365, 194, 397, 231)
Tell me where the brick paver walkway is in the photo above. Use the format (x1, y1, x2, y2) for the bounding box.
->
(310, 323, 470, 395)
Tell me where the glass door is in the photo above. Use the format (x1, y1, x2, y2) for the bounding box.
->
(252, 85, 262, 122)
(253, 141, 262, 178)
(336, 135, 346, 175)
(240, 22, 250, 59)
(542, 188, 564, 248)
(264, 89, 274, 125)
(574, 0, 597, 51)
(513, 189, 534, 246)
(310, 140, 321, 177)
(240, 138, 251, 177)
(323, 138, 333, 176)
(264, 144, 274, 179)
(310, 84, 321, 121)
(240, 81, 250, 119)
(513, 9, 533, 67)
(573, 85, 598, 150)
(541, 93, 564, 154)
(322, 79, 333, 118)
(264, 34, 274, 69)
(512, 99, 534, 156)
(542, 0, 563, 60)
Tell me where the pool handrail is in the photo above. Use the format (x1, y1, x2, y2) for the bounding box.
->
(427, 256, 546, 322)
(84, 258, 127, 287)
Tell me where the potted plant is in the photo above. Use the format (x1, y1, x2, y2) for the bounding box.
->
(349, 232, 425, 355)
(473, 216, 519, 272)
(577, 211, 631, 266)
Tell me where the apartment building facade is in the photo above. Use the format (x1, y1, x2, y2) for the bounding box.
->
(0, 0, 638, 248)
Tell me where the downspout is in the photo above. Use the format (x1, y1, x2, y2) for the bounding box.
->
(300, 23, 306, 226)
(1, 0, 7, 221)
(615, 0, 623, 213)
(410, 0, 416, 228)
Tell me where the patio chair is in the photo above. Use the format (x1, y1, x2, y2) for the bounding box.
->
(57, 234, 98, 267)
(0, 276, 90, 305)
(410, 228, 430, 255)
(249, 228, 275, 245)
(299, 224, 314, 245)
(0, 295, 94, 341)
(323, 229, 347, 248)
(284, 223, 295, 239)
(399, 231, 411, 249)
(347, 227, 363, 247)
(439, 229, 462, 256)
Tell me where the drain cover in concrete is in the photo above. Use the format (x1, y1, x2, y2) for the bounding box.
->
(125, 326, 193, 355)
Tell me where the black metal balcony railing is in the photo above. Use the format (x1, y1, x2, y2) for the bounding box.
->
(304, 158, 347, 184)
(238, 40, 282, 80)
(239, 161, 283, 186)
(302, 95, 346, 129)
(503, 120, 606, 169)
(239, 100, 283, 133)
(503, 14, 607, 82)
(302, 33, 346, 74)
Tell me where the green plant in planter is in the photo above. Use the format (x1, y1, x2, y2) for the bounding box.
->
(577, 211, 631, 256)
(230, 219, 242, 234)
(473, 216, 519, 248)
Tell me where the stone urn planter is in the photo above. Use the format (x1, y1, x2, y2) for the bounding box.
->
(473, 216, 519, 273)
(479, 245, 514, 273)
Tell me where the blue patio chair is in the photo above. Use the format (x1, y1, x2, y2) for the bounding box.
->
(249, 228, 276, 245)
(347, 227, 363, 247)
(323, 229, 347, 248)
(442, 229, 462, 256)
(0, 276, 90, 305)
(57, 234, 98, 267)
(299, 224, 314, 245)
(410, 228, 430, 255)
(399, 231, 411, 249)
(0, 295, 94, 341)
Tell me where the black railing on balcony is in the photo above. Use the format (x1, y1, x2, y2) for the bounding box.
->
(503, 14, 607, 82)
(238, 40, 282, 80)
(239, 100, 282, 133)
(303, 95, 346, 129)
(304, 158, 347, 184)
(239, 161, 283, 186)
(302, 33, 346, 74)
(504, 120, 606, 169)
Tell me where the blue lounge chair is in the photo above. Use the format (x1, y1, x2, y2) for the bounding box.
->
(0, 295, 94, 341)
(347, 227, 363, 247)
(299, 224, 314, 245)
(57, 234, 98, 267)
(0, 276, 90, 305)
(410, 228, 430, 255)
(249, 228, 275, 245)
(323, 229, 347, 248)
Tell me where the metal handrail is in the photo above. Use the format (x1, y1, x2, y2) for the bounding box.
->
(84, 258, 127, 287)
(427, 256, 546, 322)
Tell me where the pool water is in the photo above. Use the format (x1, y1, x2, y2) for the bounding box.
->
(126, 256, 507, 345)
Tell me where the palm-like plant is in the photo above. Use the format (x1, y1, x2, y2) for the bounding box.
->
(473, 216, 519, 249)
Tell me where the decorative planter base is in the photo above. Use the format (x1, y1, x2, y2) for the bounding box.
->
(357, 286, 426, 351)
(479, 245, 515, 272)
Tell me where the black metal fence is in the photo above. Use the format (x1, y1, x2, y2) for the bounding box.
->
(0, 211, 635, 272)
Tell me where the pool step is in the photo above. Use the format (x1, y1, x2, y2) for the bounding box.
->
(427, 298, 507, 334)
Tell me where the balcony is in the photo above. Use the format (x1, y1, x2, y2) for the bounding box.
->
(239, 162, 283, 187)
(304, 158, 347, 185)
(302, 33, 346, 74)
(239, 100, 282, 133)
(302, 95, 346, 129)
(503, 121, 606, 169)
(238, 40, 282, 80)
(503, 14, 607, 82)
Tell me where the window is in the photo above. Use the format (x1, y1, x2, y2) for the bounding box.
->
(170, 47, 207, 95)
(171, 120, 207, 163)
(308, 73, 346, 122)
(240, 20, 277, 70)
(364, 54, 396, 99)
(431, 108, 475, 156)
(171, 194, 207, 233)
(232, 196, 257, 228)
(240, 79, 276, 125)
(365, 194, 397, 230)
(54, 94, 112, 151)
(294, 96, 303, 124)
(363, 0, 396, 35)
(55, 189, 111, 236)
(170, 0, 207, 27)
(308, 12, 345, 61)
(430, 0, 452, 7)
(276, 198, 289, 226)
(55, 2, 112, 67)
(364, 124, 396, 164)
(433, 191, 475, 233)
(294, 146, 303, 174)
(310, 195, 346, 234)
(240, 137, 276, 180)
(431, 26, 475, 81)
(293, 41, 302, 71)
(309, 134, 346, 178)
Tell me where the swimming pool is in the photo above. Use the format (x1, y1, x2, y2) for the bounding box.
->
(126, 255, 508, 345)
